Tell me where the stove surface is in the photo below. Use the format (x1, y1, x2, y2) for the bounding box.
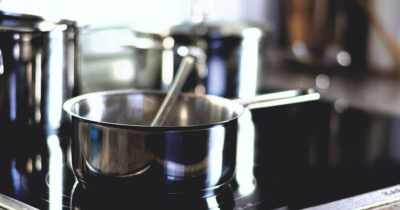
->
(14, 145, 272, 210)
(1, 127, 273, 210)
(3, 98, 400, 209)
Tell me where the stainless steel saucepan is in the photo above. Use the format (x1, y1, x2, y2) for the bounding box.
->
(63, 89, 320, 194)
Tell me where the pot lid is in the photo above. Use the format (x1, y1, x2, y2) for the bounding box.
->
(168, 21, 270, 39)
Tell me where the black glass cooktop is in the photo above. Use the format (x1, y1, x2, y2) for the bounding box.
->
(3, 97, 400, 209)
(1, 131, 273, 210)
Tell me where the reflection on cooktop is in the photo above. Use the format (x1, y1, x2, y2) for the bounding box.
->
(20, 166, 269, 210)
(12, 133, 270, 210)
(2, 108, 273, 210)
(70, 180, 266, 210)
(6, 97, 400, 209)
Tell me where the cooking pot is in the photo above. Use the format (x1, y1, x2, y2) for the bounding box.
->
(124, 21, 269, 98)
(63, 89, 319, 195)
(0, 11, 80, 132)
(0, 11, 79, 173)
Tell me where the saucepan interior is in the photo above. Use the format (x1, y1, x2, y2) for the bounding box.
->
(65, 89, 244, 128)
(64, 89, 243, 194)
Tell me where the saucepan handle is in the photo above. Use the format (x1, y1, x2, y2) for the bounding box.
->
(233, 89, 321, 110)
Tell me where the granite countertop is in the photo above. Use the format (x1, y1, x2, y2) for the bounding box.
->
(261, 69, 400, 117)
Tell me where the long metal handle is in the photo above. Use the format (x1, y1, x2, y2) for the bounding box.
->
(151, 56, 196, 127)
(233, 89, 320, 110)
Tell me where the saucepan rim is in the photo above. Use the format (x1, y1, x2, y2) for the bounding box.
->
(63, 89, 245, 131)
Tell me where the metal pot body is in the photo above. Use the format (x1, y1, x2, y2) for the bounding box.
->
(129, 31, 164, 90)
(0, 12, 79, 177)
(167, 22, 269, 98)
(0, 12, 80, 135)
(126, 22, 269, 98)
(65, 90, 241, 194)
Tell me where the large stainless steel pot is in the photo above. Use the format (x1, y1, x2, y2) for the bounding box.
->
(0, 11, 79, 173)
(63, 89, 319, 195)
(0, 11, 79, 132)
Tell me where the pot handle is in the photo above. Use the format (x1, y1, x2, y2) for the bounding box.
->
(233, 89, 320, 110)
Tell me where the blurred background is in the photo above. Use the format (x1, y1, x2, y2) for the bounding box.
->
(2, 0, 400, 208)
(2, 0, 400, 92)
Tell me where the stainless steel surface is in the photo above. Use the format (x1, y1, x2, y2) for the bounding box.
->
(0, 194, 39, 210)
(79, 26, 137, 93)
(0, 11, 79, 133)
(121, 29, 163, 90)
(234, 89, 320, 110)
(167, 21, 269, 98)
(151, 56, 195, 126)
(123, 30, 207, 92)
(123, 21, 269, 98)
(64, 90, 241, 193)
(305, 184, 400, 210)
(63, 89, 319, 193)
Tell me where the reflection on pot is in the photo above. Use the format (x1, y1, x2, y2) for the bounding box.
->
(0, 11, 79, 182)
